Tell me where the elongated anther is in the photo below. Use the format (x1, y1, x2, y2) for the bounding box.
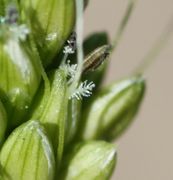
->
(83, 45, 111, 74)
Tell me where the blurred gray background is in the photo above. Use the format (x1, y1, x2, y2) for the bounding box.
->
(84, 0, 173, 179)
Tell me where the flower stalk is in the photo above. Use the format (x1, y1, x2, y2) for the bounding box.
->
(0, 1, 171, 180)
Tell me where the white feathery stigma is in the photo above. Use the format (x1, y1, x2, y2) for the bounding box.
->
(70, 80, 95, 100)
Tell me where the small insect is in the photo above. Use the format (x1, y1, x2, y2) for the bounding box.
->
(63, 32, 77, 54)
(83, 45, 112, 74)
(6, 4, 19, 24)
(68, 32, 76, 46)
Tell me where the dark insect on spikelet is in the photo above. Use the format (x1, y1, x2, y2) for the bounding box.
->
(5, 4, 19, 24)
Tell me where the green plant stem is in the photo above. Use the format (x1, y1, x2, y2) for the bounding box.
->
(112, 0, 137, 51)
(69, 0, 84, 94)
(75, 0, 84, 83)
(133, 17, 173, 76)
